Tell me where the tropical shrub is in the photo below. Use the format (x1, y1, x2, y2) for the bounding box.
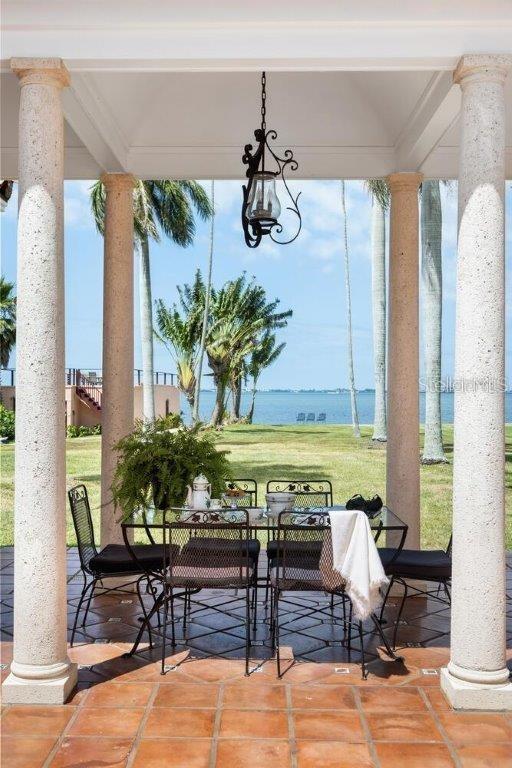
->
(67, 424, 102, 438)
(0, 405, 15, 441)
(111, 415, 230, 514)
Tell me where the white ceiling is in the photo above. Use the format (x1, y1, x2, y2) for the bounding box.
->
(1, 1, 511, 180)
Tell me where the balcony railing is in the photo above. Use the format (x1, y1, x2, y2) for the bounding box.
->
(0, 368, 176, 387)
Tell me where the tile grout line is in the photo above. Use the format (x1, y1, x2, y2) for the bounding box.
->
(286, 683, 297, 768)
(125, 681, 159, 768)
(208, 682, 224, 768)
(41, 698, 86, 768)
(418, 686, 462, 768)
(353, 686, 382, 768)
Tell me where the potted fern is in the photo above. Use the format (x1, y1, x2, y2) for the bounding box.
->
(111, 415, 231, 514)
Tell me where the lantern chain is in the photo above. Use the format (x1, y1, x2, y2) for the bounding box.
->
(261, 71, 266, 131)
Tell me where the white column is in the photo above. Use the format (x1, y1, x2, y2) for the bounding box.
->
(441, 54, 512, 710)
(386, 172, 422, 548)
(100, 173, 135, 545)
(2, 58, 77, 704)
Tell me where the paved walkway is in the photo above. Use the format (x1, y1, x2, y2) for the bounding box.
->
(1, 547, 511, 767)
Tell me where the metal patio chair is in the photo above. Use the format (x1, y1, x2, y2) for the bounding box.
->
(68, 484, 167, 646)
(270, 510, 403, 678)
(296, 412, 306, 423)
(317, 412, 326, 422)
(378, 536, 452, 647)
(265, 480, 334, 599)
(223, 478, 258, 507)
(159, 509, 256, 675)
(306, 412, 315, 422)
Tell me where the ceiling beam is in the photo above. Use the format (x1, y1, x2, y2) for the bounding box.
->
(62, 73, 128, 173)
(395, 71, 461, 172)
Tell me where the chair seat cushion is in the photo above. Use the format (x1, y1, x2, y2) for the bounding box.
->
(182, 537, 260, 564)
(89, 544, 169, 574)
(379, 547, 451, 579)
(267, 539, 322, 564)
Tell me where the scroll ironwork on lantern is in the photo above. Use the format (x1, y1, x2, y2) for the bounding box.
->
(241, 72, 301, 248)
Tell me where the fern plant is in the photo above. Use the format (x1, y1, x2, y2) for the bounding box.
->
(111, 415, 231, 514)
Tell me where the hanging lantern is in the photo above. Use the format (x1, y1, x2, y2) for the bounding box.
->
(241, 72, 301, 248)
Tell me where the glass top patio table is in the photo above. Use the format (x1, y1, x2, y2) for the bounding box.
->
(120, 504, 408, 541)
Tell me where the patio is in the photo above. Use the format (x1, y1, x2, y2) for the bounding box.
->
(2, 546, 512, 768)
(1, 0, 512, 722)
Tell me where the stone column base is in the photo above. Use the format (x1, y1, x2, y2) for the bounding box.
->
(441, 667, 512, 711)
(2, 664, 78, 705)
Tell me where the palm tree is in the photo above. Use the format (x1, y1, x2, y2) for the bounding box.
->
(91, 180, 211, 421)
(0, 181, 13, 212)
(0, 277, 16, 368)
(246, 333, 285, 423)
(154, 299, 199, 409)
(206, 275, 291, 426)
(192, 180, 215, 423)
(365, 179, 389, 442)
(340, 181, 360, 438)
(421, 179, 448, 463)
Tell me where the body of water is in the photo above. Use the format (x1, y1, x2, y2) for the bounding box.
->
(184, 390, 512, 425)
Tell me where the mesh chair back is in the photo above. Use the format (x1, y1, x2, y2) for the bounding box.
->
(223, 479, 258, 507)
(273, 511, 332, 590)
(266, 480, 333, 508)
(68, 484, 98, 573)
(166, 510, 252, 589)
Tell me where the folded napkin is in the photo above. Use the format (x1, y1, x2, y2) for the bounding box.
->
(319, 508, 388, 620)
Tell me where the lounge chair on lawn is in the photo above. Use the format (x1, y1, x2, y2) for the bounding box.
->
(306, 412, 315, 422)
(296, 412, 305, 422)
(317, 412, 326, 422)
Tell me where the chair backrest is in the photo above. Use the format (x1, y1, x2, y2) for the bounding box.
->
(68, 484, 98, 573)
(266, 479, 333, 508)
(166, 509, 250, 588)
(223, 479, 258, 507)
(317, 412, 326, 422)
(306, 412, 315, 421)
(274, 510, 332, 586)
(297, 412, 305, 422)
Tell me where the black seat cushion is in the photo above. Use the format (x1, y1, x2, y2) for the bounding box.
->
(379, 547, 451, 579)
(267, 539, 322, 565)
(89, 543, 170, 574)
(181, 537, 260, 564)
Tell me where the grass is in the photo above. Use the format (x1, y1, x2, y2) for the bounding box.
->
(1, 424, 511, 549)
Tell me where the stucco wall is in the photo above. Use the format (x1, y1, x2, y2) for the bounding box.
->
(1, 384, 181, 428)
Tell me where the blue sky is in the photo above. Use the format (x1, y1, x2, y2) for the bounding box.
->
(1, 180, 511, 390)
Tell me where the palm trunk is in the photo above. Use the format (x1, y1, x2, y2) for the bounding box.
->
(231, 374, 242, 420)
(247, 380, 258, 424)
(210, 377, 226, 427)
(421, 180, 447, 463)
(371, 196, 387, 441)
(139, 235, 155, 422)
(341, 181, 360, 438)
(192, 181, 214, 422)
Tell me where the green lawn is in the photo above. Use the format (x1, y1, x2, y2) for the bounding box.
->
(1, 424, 511, 549)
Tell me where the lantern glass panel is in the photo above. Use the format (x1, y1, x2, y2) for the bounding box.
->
(247, 172, 281, 223)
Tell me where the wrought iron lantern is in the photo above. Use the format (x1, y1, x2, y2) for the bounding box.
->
(241, 72, 301, 248)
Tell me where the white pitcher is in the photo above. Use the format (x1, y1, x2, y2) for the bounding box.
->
(186, 473, 212, 510)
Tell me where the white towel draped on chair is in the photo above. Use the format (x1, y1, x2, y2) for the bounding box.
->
(320, 508, 388, 620)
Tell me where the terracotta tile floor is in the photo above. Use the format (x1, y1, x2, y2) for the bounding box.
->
(1, 546, 512, 767)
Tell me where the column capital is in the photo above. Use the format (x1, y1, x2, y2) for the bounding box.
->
(454, 54, 512, 87)
(101, 173, 137, 191)
(11, 57, 70, 89)
(387, 172, 423, 193)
